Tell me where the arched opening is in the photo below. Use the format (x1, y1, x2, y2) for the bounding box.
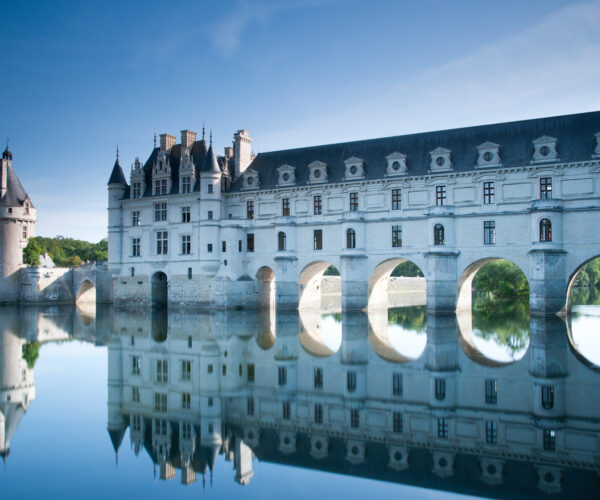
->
(457, 258, 530, 364)
(151, 272, 168, 307)
(434, 224, 445, 245)
(257, 266, 276, 309)
(298, 308, 342, 357)
(298, 261, 341, 311)
(278, 231, 286, 251)
(346, 228, 356, 249)
(368, 306, 427, 362)
(368, 258, 426, 310)
(257, 307, 276, 350)
(75, 280, 96, 304)
(151, 308, 168, 343)
(539, 218, 552, 242)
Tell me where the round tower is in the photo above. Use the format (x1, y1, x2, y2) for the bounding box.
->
(0, 145, 36, 303)
(107, 150, 128, 279)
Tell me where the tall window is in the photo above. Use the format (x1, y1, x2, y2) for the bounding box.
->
(132, 356, 141, 375)
(208, 211, 213, 220)
(182, 176, 191, 193)
(247, 397, 254, 416)
(314, 367, 323, 390)
(486, 420, 497, 444)
(314, 229, 323, 250)
(282, 198, 290, 216)
(181, 235, 191, 255)
(156, 231, 168, 255)
(393, 412, 403, 433)
(540, 218, 552, 242)
(247, 201, 254, 219)
(22, 226, 27, 239)
(483, 182, 495, 204)
(156, 360, 168, 384)
(154, 179, 167, 195)
(434, 224, 445, 245)
(278, 231, 286, 251)
(349, 192, 358, 211)
(181, 360, 191, 381)
(543, 428, 556, 451)
(313, 195, 322, 215)
(314, 403, 323, 424)
(540, 177, 552, 199)
(434, 377, 446, 401)
(247, 233, 255, 252)
(182, 422, 192, 440)
(485, 379, 497, 404)
(437, 417, 448, 438)
(154, 393, 167, 412)
(154, 203, 167, 222)
(207, 184, 213, 194)
(282, 401, 291, 420)
(132, 238, 141, 257)
(392, 225, 402, 248)
(132, 211, 140, 226)
(393, 373, 403, 396)
(132, 386, 140, 403)
(346, 228, 356, 249)
(247, 363, 255, 382)
(132, 415, 141, 432)
(222, 241, 226, 252)
(132, 182, 142, 199)
(541, 385, 554, 410)
(436, 185, 446, 206)
(392, 189, 401, 210)
(278, 366, 287, 386)
(347, 371, 357, 393)
(350, 409, 359, 428)
(155, 419, 167, 436)
(181, 206, 190, 223)
(484, 221, 496, 245)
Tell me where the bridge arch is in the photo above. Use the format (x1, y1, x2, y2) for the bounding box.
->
(298, 260, 341, 310)
(368, 258, 426, 310)
(151, 271, 168, 307)
(298, 308, 342, 357)
(257, 266, 276, 309)
(565, 254, 600, 314)
(75, 279, 96, 304)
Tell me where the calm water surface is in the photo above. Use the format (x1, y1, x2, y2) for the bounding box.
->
(1, 296, 599, 499)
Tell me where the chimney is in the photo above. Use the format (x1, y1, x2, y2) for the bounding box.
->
(160, 133, 177, 152)
(233, 129, 253, 179)
(180, 130, 197, 149)
(224, 146, 233, 159)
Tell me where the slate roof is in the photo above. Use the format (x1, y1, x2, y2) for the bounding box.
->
(199, 145, 222, 174)
(0, 160, 31, 207)
(107, 158, 127, 186)
(229, 110, 600, 192)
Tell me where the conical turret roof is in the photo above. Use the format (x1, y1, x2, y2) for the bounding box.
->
(107, 156, 127, 186)
(200, 145, 221, 174)
(0, 158, 30, 207)
(107, 427, 127, 453)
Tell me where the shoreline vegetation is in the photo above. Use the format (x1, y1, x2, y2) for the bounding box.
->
(23, 236, 107, 267)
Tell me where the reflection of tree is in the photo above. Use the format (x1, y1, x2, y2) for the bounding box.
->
(572, 286, 600, 306)
(388, 306, 426, 333)
(472, 295, 529, 354)
(22, 341, 41, 369)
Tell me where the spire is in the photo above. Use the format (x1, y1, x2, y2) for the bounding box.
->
(107, 149, 128, 186)
(2, 138, 12, 160)
(210, 130, 212, 146)
(199, 144, 221, 174)
(154, 130, 157, 148)
(116, 145, 119, 160)
(202, 123, 205, 142)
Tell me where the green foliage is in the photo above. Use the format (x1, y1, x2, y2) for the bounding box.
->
(323, 265, 340, 276)
(573, 258, 600, 288)
(388, 306, 427, 333)
(472, 260, 529, 301)
(22, 341, 41, 369)
(571, 286, 600, 306)
(391, 261, 424, 277)
(23, 236, 107, 267)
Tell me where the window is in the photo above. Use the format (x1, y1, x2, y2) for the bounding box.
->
(132, 415, 141, 432)
(222, 364, 227, 376)
(314, 229, 323, 250)
(156, 359, 168, 384)
(132, 238, 141, 257)
(154, 179, 167, 196)
(392, 189, 401, 210)
(485, 379, 497, 404)
(393, 412, 403, 433)
(484, 221, 496, 245)
(540, 218, 552, 242)
(132, 356, 141, 375)
(347, 371, 357, 393)
(181, 235, 191, 255)
(282, 401, 291, 420)
(22, 226, 27, 239)
(154, 203, 167, 222)
(155, 419, 168, 436)
(222, 241, 226, 252)
(436, 185, 446, 206)
(350, 409, 359, 428)
(188, 336, 192, 348)
(182, 422, 192, 440)
(207, 364, 213, 374)
(314, 403, 323, 424)
(181, 206, 190, 223)
(278, 366, 287, 386)
(434, 224, 444, 245)
(181, 360, 191, 381)
(435, 378, 446, 401)
(540, 177, 552, 199)
(182, 176, 191, 193)
(282, 198, 290, 216)
(239, 364, 243, 377)
(247, 201, 254, 219)
(346, 228, 356, 249)
(349, 192, 358, 211)
(278, 231, 286, 251)
(314, 367, 323, 390)
(187, 267, 192, 279)
(132, 386, 140, 403)
(238, 240, 242, 252)
(132, 182, 142, 199)
(207, 210, 214, 220)
(25, 203, 30, 215)
(393, 373, 403, 397)
(207, 184, 213, 194)
(156, 231, 168, 255)
(207, 243, 213, 253)
(392, 225, 402, 248)
(543, 428, 556, 451)
(208, 397, 213, 407)
(247, 364, 255, 382)
(132, 211, 140, 226)
(247, 233, 254, 252)
(541, 385, 554, 410)
(486, 420, 497, 444)
(247, 397, 254, 416)
(182, 393, 191, 409)
(483, 182, 495, 204)
(313, 195, 322, 215)
(154, 393, 167, 412)
(437, 417, 448, 438)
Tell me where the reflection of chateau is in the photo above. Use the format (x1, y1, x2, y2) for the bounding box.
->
(106, 308, 600, 496)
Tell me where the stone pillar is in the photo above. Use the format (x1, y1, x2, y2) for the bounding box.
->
(424, 250, 459, 314)
(274, 255, 298, 309)
(425, 313, 458, 409)
(529, 249, 567, 316)
(340, 254, 368, 310)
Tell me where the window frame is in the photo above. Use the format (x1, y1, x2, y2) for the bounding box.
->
(392, 225, 402, 248)
(484, 220, 496, 245)
(436, 185, 446, 206)
(391, 189, 401, 210)
(313, 195, 322, 215)
(483, 181, 495, 204)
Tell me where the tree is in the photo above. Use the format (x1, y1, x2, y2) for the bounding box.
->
(23, 238, 41, 267)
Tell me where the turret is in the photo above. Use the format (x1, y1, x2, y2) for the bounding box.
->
(107, 150, 127, 276)
(198, 140, 222, 272)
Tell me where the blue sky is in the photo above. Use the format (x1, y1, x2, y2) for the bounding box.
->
(2, 0, 599, 242)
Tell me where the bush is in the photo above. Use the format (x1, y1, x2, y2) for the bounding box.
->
(23, 236, 108, 268)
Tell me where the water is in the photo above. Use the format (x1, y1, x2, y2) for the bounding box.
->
(1, 300, 599, 499)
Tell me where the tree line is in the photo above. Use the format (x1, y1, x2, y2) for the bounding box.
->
(23, 236, 108, 267)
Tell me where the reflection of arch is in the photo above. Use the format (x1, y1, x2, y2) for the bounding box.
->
(565, 313, 600, 372)
(367, 307, 426, 362)
(368, 258, 426, 310)
(564, 255, 600, 314)
(75, 279, 96, 304)
(298, 261, 338, 310)
(151, 308, 168, 342)
(257, 308, 276, 350)
(151, 272, 168, 307)
(298, 308, 341, 357)
(257, 266, 275, 309)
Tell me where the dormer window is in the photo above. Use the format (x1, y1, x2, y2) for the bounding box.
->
(532, 136, 558, 163)
(344, 157, 364, 180)
(593, 132, 600, 158)
(277, 164, 296, 186)
(429, 147, 452, 172)
(308, 161, 327, 184)
(476, 142, 501, 168)
(386, 152, 407, 176)
(242, 168, 259, 190)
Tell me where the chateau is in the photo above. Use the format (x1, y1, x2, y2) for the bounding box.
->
(107, 111, 600, 314)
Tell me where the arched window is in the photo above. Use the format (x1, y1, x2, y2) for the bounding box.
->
(278, 231, 286, 251)
(434, 224, 445, 245)
(346, 228, 356, 249)
(539, 218, 552, 242)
